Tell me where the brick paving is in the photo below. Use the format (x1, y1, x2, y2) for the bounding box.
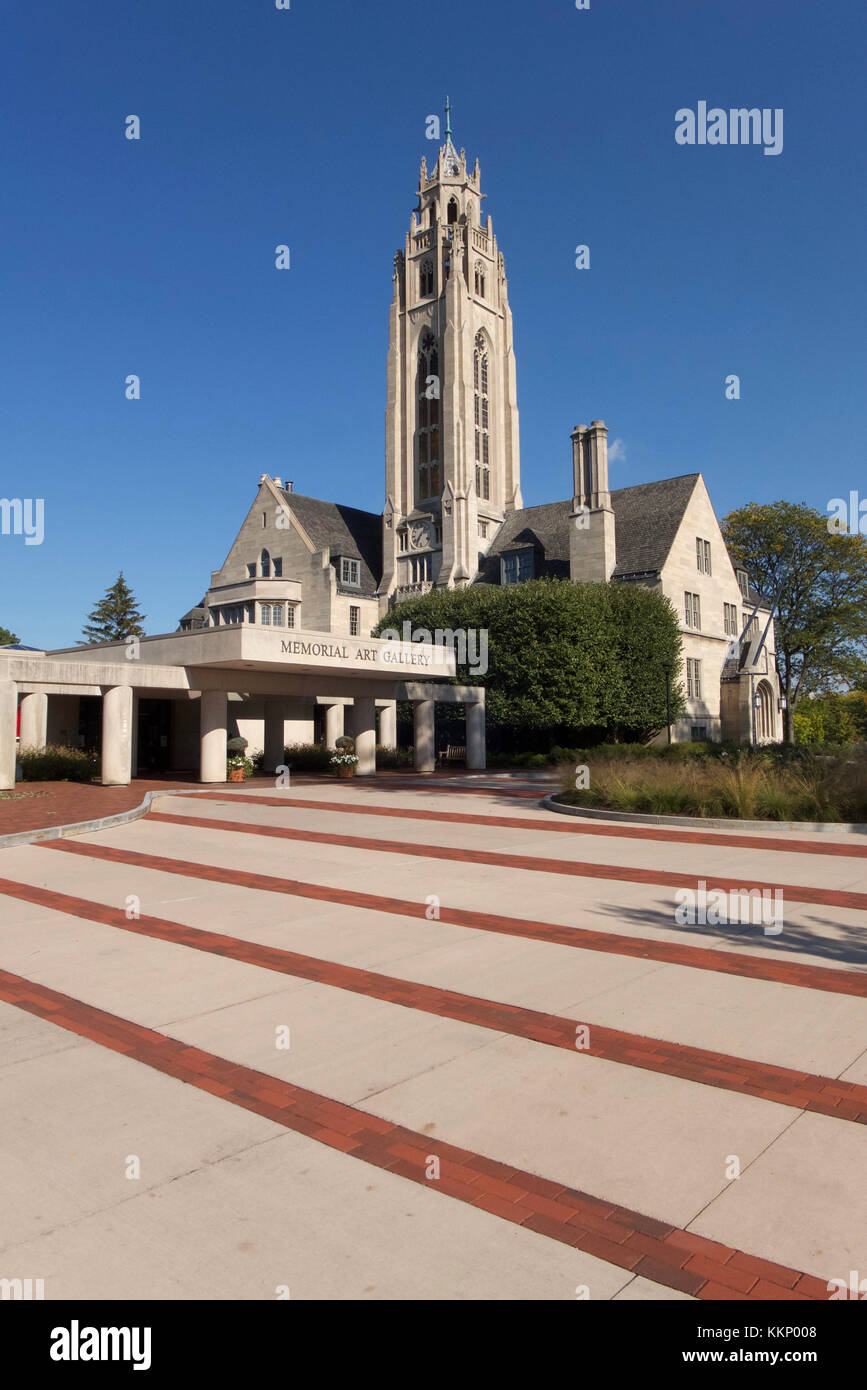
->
(0, 777, 201, 837)
(2, 778, 864, 1300)
(3, 872, 865, 1123)
(42, 836, 867, 997)
(147, 807, 867, 914)
(0, 965, 827, 1301)
(200, 789, 867, 860)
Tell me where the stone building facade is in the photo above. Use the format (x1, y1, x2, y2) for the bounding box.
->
(178, 114, 781, 747)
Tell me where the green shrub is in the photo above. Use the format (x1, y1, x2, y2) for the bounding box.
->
(283, 744, 334, 773)
(375, 745, 414, 768)
(17, 745, 99, 783)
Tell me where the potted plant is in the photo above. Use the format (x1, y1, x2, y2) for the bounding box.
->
(331, 735, 358, 779)
(330, 751, 359, 778)
(226, 736, 251, 784)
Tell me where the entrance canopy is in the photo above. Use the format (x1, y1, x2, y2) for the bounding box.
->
(0, 626, 485, 788)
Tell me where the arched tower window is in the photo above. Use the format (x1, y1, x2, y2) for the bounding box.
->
(428, 203, 436, 227)
(416, 332, 441, 502)
(473, 332, 490, 502)
(260, 549, 271, 578)
(447, 198, 458, 225)
(419, 259, 434, 298)
(474, 263, 486, 298)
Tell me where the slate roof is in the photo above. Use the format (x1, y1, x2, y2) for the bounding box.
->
(476, 502, 572, 583)
(609, 474, 700, 577)
(480, 474, 701, 582)
(278, 490, 383, 597)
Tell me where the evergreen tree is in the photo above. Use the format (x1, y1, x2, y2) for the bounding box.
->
(80, 573, 146, 645)
(0, 626, 19, 646)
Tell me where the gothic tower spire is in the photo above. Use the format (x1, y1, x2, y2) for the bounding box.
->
(379, 109, 522, 609)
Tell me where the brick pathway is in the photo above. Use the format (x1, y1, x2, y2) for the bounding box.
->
(1, 779, 864, 1300)
(42, 835, 867, 997)
(148, 807, 867, 913)
(3, 872, 865, 1125)
(0, 966, 827, 1301)
(0, 777, 201, 837)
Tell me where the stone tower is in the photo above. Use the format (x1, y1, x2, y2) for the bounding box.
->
(379, 102, 522, 612)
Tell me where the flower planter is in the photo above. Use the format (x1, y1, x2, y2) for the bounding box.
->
(228, 767, 246, 783)
(337, 764, 355, 779)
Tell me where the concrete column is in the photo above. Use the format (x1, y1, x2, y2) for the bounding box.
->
(131, 694, 140, 776)
(200, 690, 228, 783)
(101, 685, 133, 786)
(0, 681, 18, 790)
(354, 696, 377, 777)
(413, 698, 435, 773)
(263, 700, 286, 772)
(467, 701, 486, 770)
(324, 702, 344, 749)
(378, 701, 397, 750)
(19, 691, 48, 751)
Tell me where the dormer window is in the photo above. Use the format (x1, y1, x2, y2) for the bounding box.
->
(501, 549, 534, 585)
(340, 557, 361, 587)
(737, 569, 750, 598)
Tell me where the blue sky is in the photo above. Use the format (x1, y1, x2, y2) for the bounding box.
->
(1, 0, 865, 647)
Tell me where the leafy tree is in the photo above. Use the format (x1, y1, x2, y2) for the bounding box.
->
(0, 626, 19, 646)
(794, 692, 858, 746)
(723, 502, 867, 743)
(374, 579, 684, 749)
(79, 573, 146, 645)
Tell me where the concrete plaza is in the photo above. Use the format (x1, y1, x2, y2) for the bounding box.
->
(0, 774, 865, 1300)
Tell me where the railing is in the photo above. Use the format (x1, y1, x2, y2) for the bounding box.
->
(393, 581, 434, 601)
(414, 230, 433, 250)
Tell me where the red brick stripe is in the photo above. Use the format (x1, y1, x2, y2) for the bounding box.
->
(39, 839, 867, 998)
(194, 790, 867, 860)
(0, 964, 826, 1301)
(3, 874, 863, 1124)
(147, 809, 867, 915)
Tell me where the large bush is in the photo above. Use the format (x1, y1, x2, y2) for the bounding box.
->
(18, 745, 99, 783)
(375, 579, 684, 749)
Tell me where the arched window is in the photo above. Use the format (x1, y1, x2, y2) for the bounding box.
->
(473, 332, 490, 502)
(260, 549, 271, 578)
(474, 263, 486, 298)
(447, 198, 458, 225)
(428, 203, 436, 226)
(416, 332, 441, 501)
(419, 259, 434, 298)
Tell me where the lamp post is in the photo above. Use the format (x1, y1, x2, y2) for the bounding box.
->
(662, 660, 673, 745)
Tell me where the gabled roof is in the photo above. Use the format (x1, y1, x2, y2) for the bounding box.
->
(278, 490, 382, 597)
(609, 474, 700, 577)
(480, 474, 701, 582)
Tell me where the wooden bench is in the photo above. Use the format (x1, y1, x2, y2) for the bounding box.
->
(439, 745, 466, 765)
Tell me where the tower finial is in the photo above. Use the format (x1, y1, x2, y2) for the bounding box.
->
(445, 95, 452, 142)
